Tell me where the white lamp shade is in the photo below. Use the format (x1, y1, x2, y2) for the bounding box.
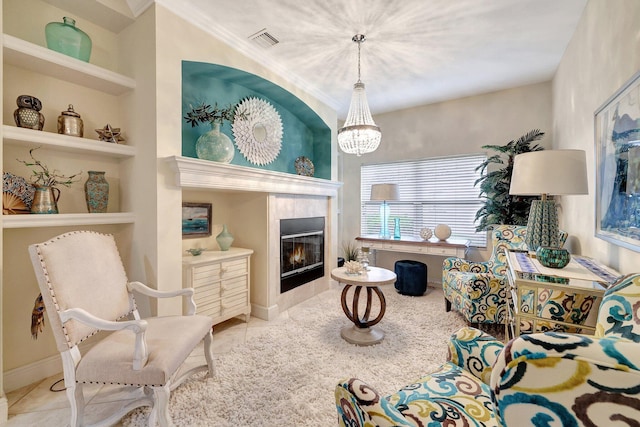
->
(370, 183, 399, 201)
(509, 149, 588, 196)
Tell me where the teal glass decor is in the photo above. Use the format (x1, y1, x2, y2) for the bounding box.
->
(394, 218, 401, 239)
(45, 17, 92, 62)
(196, 122, 235, 163)
(536, 246, 571, 269)
(216, 224, 234, 251)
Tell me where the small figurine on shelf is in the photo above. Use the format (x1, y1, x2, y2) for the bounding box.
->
(95, 124, 125, 143)
(14, 95, 45, 130)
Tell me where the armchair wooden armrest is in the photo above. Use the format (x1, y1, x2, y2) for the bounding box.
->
(127, 281, 197, 315)
(60, 307, 148, 370)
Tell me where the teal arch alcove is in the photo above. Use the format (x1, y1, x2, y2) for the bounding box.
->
(182, 61, 332, 179)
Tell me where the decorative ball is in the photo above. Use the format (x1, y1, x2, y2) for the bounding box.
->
(434, 224, 451, 241)
(419, 227, 433, 240)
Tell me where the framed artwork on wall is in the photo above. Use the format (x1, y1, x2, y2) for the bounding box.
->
(595, 69, 640, 252)
(182, 202, 212, 238)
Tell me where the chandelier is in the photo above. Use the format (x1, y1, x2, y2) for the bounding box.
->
(337, 34, 381, 156)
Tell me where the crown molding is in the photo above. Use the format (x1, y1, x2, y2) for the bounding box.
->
(155, 0, 340, 112)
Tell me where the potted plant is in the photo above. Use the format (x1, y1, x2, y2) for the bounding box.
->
(17, 147, 82, 214)
(184, 102, 246, 163)
(474, 129, 544, 231)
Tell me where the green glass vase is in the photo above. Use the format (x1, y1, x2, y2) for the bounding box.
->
(195, 122, 235, 163)
(216, 224, 234, 251)
(45, 17, 92, 62)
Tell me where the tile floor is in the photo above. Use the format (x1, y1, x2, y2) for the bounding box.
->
(4, 292, 307, 426)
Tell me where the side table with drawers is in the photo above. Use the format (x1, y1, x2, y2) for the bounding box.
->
(182, 247, 253, 325)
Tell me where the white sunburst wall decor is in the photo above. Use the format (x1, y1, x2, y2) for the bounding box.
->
(232, 97, 283, 165)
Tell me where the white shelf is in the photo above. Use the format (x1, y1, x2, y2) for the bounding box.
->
(2, 34, 136, 95)
(3, 125, 136, 158)
(2, 212, 136, 228)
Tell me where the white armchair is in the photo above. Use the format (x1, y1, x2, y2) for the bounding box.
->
(28, 230, 215, 427)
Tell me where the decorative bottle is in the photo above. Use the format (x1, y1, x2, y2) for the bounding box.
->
(216, 224, 234, 251)
(394, 218, 401, 239)
(195, 122, 235, 163)
(45, 17, 92, 62)
(84, 171, 109, 213)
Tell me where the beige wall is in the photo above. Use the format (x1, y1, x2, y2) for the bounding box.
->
(340, 82, 553, 280)
(553, 0, 640, 273)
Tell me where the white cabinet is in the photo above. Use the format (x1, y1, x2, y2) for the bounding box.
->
(182, 248, 253, 325)
(2, 34, 136, 228)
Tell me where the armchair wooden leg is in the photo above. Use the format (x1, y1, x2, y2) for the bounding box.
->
(204, 329, 215, 378)
(149, 383, 173, 427)
(445, 297, 452, 312)
(66, 382, 84, 427)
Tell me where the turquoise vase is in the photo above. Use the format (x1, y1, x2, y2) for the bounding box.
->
(394, 218, 401, 239)
(195, 122, 235, 163)
(45, 17, 92, 62)
(216, 224, 234, 251)
(84, 171, 109, 213)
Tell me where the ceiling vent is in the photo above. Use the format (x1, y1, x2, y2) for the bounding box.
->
(249, 28, 279, 48)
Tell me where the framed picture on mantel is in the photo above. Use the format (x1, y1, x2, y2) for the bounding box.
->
(182, 202, 212, 238)
(595, 69, 640, 252)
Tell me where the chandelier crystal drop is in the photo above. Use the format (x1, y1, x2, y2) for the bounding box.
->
(337, 34, 381, 156)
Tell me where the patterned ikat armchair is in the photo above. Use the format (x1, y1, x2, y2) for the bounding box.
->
(336, 273, 640, 427)
(442, 224, 568, 325)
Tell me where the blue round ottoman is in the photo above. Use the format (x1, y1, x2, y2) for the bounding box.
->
(394, 260, 427, 296)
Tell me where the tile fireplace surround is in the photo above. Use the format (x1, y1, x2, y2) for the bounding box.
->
(169, 156, 342, 320)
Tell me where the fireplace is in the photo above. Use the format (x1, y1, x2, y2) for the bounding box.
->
(280, 217, 325, 293)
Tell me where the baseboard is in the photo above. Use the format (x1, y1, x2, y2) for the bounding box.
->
(250, 302, 279, 321)
(0, 394, 7, 424)
(3, 352, 62, 393)
(3, 341, 95, 393)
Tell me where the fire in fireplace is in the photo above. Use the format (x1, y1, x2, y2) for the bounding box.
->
(280, 217, 325, 293)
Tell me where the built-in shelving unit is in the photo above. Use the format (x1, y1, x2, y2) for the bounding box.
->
(2, 33, 137, 229)
(2, 212, 136, 228)
(3, 125, 136, 158)
(2, 34, 136, 94)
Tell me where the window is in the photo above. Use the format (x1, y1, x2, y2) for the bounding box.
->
(361, 154, 487, 247)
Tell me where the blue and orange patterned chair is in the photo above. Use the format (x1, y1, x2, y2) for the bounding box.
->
(336, 273, 640, 426)
(442, 224, 569, 326)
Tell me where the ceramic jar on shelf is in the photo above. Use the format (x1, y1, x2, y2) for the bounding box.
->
(216, 224, 234, 251)
(84, 171, 109, 213)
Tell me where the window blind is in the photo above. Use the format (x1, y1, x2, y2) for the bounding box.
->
(361, 154, 487, 247)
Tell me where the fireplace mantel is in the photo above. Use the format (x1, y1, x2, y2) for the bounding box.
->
(168, 156, 342, 197)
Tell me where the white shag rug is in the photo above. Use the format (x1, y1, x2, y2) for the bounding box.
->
(122, 285, 469, 426)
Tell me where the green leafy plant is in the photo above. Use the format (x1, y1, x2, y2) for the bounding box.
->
(184, 102, 244, 127)
(474, 129, 545, 231)
(17, 147, 82, 188)
(341, 240, 359, 262)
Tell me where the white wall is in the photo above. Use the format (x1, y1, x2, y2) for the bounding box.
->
(553, 0, 640, 273)
(340, 82, 553, 280)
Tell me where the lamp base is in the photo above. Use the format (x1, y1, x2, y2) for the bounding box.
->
(525, 199, 560, 250)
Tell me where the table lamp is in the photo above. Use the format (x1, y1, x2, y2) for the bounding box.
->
(509, 150, 588, 266)
(370, 183, 399, 239)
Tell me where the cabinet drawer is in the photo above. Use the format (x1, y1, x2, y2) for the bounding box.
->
(221, 258, 248, 277)
(222, 290, 248, 311)
(427, 246, 457, 256)
(194, 284, 221, 305)
(221, 276, 248, 296)
(196, 299, 222, 318)
(192, 263, 222, 281)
